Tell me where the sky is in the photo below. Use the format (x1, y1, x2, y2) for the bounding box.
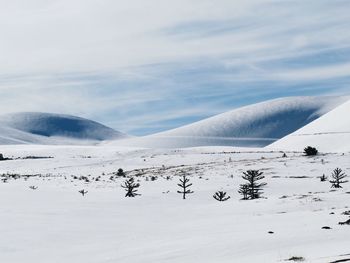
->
(1, 0, 350, 135)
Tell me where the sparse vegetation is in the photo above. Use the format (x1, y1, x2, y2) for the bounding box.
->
(177, 175, 194, 199)
(150, 175, 157, 181)
(0, 153, 11, 161)
(338, 219, 350, 225)
(303, 146, 318, 156)
(213, 191, 230, 201)
(286, 256, 305, 262)
(121, 178, 140, 197)
(117, 168, 126, 177)
(342, 210, 350, 216)
(21, 156, 53, 160)
(320, 174, 327, 182)
(0, 140, 348, 262)
(78, 175, 90, 182)
(78, 189, 88, 196)
(330, 168, 348, 188)
(239, 170, 267, 200)
(238, 184, 249, 200)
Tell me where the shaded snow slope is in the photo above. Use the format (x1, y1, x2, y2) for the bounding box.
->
(112, 96, 346, 148)
(0, 112, 127, 145)
(268, 98, 350, 153)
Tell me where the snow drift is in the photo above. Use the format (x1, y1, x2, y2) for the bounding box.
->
(267, 98, 350, 153)
(112, 96, 347, 148)
(0, 112, 127, 145)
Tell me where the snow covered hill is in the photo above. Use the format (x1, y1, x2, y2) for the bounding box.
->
(0, 112, 127, 145)
(1, 96, 347, 147)
(268, 98, 350, 153)
(113, 96, 347, 148)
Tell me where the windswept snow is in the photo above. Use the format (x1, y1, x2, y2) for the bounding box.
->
(0, 145, 349, 263)
(112, 96, 346, 148)
(268, 98, 350, 153)
(0, 112, 127, 145)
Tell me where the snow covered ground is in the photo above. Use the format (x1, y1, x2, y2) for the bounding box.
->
(0, 144, 349, 263)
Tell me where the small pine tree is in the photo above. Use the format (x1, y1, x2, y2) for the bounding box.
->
(78, 189, 88, 196)
(238, 184, 249, 200)
(121, 178, 140, 197)
(304, 146, 318, 156)
(240, 170, 267, 199)
(177, 175, 194, 199)
(330, 168, 348, 188)
(213, 191, 230, 201)
(117, 168, 126, 177)
(320, 174, 327, 182)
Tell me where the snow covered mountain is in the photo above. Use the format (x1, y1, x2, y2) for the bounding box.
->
(113, 96, 347, 148)
(0, 112, 127, 145)
(267, 98, 350, 153)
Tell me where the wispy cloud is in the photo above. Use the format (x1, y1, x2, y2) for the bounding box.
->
(0, 0, 350, 135)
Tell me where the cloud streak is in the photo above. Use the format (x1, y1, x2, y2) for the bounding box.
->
(0, 0, 350, 135)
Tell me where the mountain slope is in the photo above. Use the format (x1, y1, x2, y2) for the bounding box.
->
(0, 112, 127, 145)
(112, 96, 347, 148)
(267, 98, 350, 152)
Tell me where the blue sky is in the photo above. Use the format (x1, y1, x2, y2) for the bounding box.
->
(0, 0, 350, 135)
